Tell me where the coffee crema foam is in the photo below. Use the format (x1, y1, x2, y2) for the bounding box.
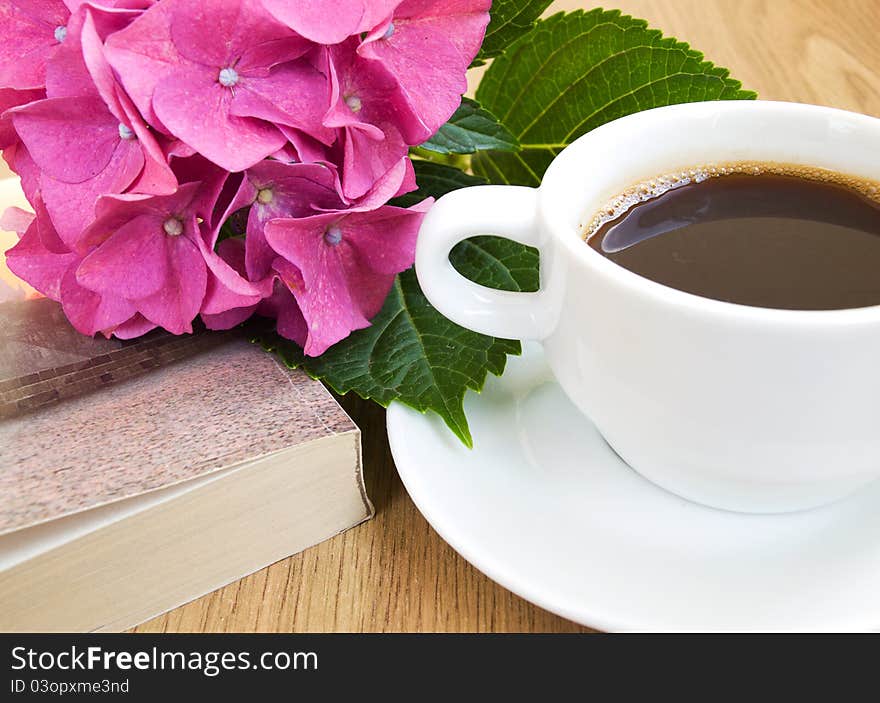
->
(581, 162, 880, 241)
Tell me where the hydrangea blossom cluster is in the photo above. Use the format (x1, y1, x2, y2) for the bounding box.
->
(0, 0, 490, 355)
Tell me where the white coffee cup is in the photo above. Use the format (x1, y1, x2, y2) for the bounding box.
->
(415, 100, 880, 513)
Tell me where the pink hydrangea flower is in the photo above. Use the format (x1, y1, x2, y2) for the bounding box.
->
(1, 0, 488, 353)
(264, 197, 431, 356)
(199, 160, 338, 335)
(359, 0, 490, 142)
(220, 154, 413, 273)
(0, 0, 70, 90)
(324, 38, 413, 199)
(0, 0, 152, 90)
(10, 8, 175, 245)
(204, 152, 425, 354)
(219, 161, 343, 280)
(198, 228, 273, 329)
(74, 181, 260, 334)
(105, 0, 333, 171)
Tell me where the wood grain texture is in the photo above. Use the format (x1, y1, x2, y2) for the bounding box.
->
(128, 0, 878, 633)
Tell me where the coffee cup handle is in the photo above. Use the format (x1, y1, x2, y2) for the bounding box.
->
(415, 185, 549, 341)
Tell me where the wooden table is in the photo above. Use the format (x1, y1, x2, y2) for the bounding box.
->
(132, 0, 880, 632)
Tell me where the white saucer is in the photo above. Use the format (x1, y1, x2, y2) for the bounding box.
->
(387, 343, 880, 632)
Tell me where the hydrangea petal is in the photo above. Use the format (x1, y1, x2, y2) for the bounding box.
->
(153, 64, 285, 172)
(168, 157, 229, 222)
(109, 312, 157, 339)
(201, 239, 262, 330)
(11, 96, 120, 183)
(247, 160, 340, 216)
(200, 272, 262, 314)
(277, 125, 333, 164)
(324, 40, 411, 197)
(31, 194, 69, 254)
(244, 209, 275, 282)
(358, 0, 490, 140)
(264, 213, 371, 356)
(84, 182, 202, 249)
(324, 39, 403, 135)
(266, 259, 308, 347)
(124, 111, 178, 195)
(260, 0, 364, 44)
(334, 243, 395, 319)
(134, 230, 207, 334)
(338, 204, 425, 275)
(339, 122, 407, 200)
(78, 11, 129, 121)
(231, 60, 334, 145)
(239, 161, 340, 279)
(260, 0, 398, 44)
(44, 10, 96, 99)
(238, 36, 313, 74)
(104, 0, 177, 131)
(61, 264, 137, 335)
(169, 0, 297, 67)
(395, 156, 417, 197)
(349, 156, 410, 210)
(202, 305, 255, 331)
(77, 214, 169, 298)
(63, 0, 153, 16)
(76, 11, 178, 195)
(5, 213, 77, 300)
(195, 226, 269, 301)
(41, 138, 144, 248)
(200, 237, 264, 322)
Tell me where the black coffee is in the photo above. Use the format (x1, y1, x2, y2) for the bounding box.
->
(585, 165, 880, 310)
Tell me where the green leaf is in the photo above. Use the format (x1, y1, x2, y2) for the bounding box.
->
(451, 235, 539, 294)
(473, 9, 757, 187)
(474, 0, 553, 64)
(419, 97, 520, 155)
(254, 269, 521, 447)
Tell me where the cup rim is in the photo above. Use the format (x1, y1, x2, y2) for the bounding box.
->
(539, 100, 880, 327)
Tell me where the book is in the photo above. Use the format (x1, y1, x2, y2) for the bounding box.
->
(0, 297, 372, 632)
